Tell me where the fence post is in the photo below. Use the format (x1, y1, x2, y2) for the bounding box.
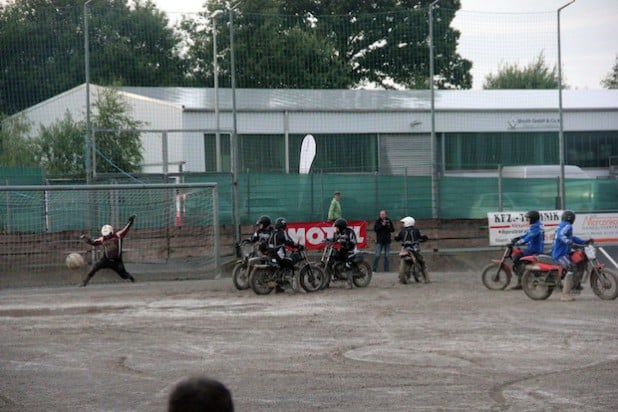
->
(498, 165, 503, 211)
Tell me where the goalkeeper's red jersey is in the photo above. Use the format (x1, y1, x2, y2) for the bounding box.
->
(87, 220, 133, 259)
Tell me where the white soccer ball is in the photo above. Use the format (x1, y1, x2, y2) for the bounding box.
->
(65, 252, 85, 270)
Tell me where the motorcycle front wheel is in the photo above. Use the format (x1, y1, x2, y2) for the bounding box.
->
(232, 262, 250, 290)
(521, 270, 553, 300)
(249, 268, 275, 295)
(318, 263, 331, 290)
(299, 264, 326, 293)
(590, 268, 618, 300)
(481, 262, 511, 290)
(353, 261, 373, 288)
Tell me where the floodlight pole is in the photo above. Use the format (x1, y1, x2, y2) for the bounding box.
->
(84, 0, 94, 184)
(557, 0, 575, 210)
(211, 10, 223, 172)
(428, 0, 439, 219)
(229, 4, 240, 243)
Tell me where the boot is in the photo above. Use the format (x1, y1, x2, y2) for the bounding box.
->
(80, 272, 94, 287)
(560, 277, 575, 301)
(510, 276, 522, 290)
(346, 270, 353, 289)
(421, 263, 431, 283)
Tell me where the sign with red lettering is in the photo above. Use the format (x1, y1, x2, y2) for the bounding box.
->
(488, 211, 618, 246)
(286, 221, 367, 250)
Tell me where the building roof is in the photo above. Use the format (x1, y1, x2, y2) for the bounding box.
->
(118, 87, 618, 112)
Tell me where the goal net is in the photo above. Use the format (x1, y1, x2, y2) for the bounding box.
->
(0, 183, 219, 287)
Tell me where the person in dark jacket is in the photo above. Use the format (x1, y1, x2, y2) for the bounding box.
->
(79, 215, 136, 287)
(327, 218, 358, 289)
(394, 216, 430, 283)
(269, 217, 301, 293)
(372, 210, 395, 272)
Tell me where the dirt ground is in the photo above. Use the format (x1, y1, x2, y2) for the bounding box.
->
(1, 268, 617, 412)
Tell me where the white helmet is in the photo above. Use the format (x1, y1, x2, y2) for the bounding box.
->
(101, 224, 114, 236)
(400, 216, 415, 227)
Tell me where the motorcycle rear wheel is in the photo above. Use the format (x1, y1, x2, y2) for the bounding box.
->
(250, 268, 275, 295)
(232, 262, 250, 290)
(398, 259, 411, 284)
(353, 261, 372, 288)
(299, 264, 326, 293)
(590, 268, 618, 300)
(481, 262, 511, 290)
(521, 270, 553, 300)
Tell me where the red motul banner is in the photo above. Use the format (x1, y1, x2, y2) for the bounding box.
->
(286, 221, 367, 250)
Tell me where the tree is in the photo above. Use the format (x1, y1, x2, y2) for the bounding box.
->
(0, 0, 187, 116)
(601, 55, 618, 89)
(34, 88, 143, 176)
(91, 87, 143, 174)
(181, 0, 472, 89)
(35, 112, 86, 176)
(0, 115, 38, 167)
(483, 52, 561, 89)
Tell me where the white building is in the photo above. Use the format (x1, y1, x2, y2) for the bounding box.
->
(18, 85, 618, 177)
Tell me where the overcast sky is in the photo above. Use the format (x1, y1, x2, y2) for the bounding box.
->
(153, 0, 617, 89)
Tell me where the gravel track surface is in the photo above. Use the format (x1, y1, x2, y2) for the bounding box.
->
(1, 271, 617, 411)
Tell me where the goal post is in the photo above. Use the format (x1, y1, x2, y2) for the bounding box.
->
(0, 183, 220, 287)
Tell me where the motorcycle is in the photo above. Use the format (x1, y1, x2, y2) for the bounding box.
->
(481, 243, 526, 290)
(231, 240, 268, 290)
(318, 241, 372, 289)
(520, 241, 618, 300)
(249, 246, 326, 295)
(398, 241, 429, 284)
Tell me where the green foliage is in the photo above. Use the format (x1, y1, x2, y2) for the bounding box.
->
(183, 0, 471, 89)
(601, 55, 618, 89)
(29, 88, 143, 176)
(0, 0, 187, 115)
(0, 115, 38, 167)
(483, 52, 561, 89)
(91, 88, 143, 174)
(36, 112, 86, 175)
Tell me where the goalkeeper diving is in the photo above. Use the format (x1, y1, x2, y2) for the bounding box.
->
(79, 214, 136, 287)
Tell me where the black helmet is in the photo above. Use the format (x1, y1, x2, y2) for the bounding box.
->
(275, 217, 287, 230)
(256, 215, 271, 227)
(525, 210, 540, 224)
(333, 218, 347, 230)
(561, 210, 576, 224)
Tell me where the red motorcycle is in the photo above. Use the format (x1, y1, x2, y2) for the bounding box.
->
(520, 242, 618, 300)
(481, 243, 527, 290)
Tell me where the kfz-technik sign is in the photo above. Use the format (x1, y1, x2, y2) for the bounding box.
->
(488, 211, 618, 246)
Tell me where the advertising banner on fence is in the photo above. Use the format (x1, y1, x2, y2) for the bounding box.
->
(286, 221, 367, 250)
(488, 211, 618, 246)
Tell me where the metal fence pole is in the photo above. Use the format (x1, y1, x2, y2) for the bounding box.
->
(429, 0, 439, 219)
(557, 0, 576, 210)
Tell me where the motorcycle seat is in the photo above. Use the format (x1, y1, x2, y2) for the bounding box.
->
(536, 254, 555, 264)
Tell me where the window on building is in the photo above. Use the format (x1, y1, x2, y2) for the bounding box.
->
(444, 132, 559, 170)
(204, 133, 231, 172)
(566, 131, 618, 168)
(239, 134, 286, 172)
